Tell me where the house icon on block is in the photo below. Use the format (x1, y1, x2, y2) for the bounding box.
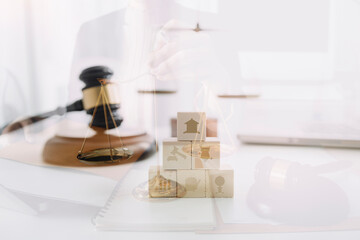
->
(184, 118, 200, 134)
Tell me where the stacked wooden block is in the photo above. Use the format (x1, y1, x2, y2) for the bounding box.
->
(149, 112, 234, 198)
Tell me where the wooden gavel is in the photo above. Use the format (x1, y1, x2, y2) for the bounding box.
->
(0, 66, 123, 134)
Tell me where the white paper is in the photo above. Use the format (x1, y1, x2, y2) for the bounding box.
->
(0, 158, 117, 207)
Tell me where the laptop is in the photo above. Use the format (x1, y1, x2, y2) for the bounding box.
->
(238, 117, 360, 149)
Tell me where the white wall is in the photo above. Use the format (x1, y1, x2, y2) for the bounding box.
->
(0, 0, 32, 124)
(1, 0, 360, 125)
(0, 0, 128, 125)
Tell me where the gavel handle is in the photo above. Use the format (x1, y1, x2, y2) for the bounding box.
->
(0, 100, 84, 135)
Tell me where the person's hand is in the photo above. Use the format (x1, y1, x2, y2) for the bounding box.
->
(149, 19, 225, 82)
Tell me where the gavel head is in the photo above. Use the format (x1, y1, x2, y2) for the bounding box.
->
(80, 66, 123, 129)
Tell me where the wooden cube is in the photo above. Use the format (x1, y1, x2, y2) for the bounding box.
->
(171, 118, 218, 138)
(177, 169, 206, 198)
(163, 138, 192, 169)
(177, 112, 206, 141)
(206, 166, 234, 198)
(148, 166, 177, 198)
(192, 138, 220, 169)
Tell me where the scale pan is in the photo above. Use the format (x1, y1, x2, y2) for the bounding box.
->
(77, 147, 133, 164)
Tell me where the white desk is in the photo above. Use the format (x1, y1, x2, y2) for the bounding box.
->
(0, 124, 360, 239)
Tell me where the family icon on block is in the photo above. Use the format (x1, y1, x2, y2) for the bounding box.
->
(149, 112, 234, 198)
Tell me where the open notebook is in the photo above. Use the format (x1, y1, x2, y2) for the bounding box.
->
(93, 169, 216, 231)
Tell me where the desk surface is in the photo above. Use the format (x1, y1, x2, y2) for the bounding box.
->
(0, 121, 360, 239)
